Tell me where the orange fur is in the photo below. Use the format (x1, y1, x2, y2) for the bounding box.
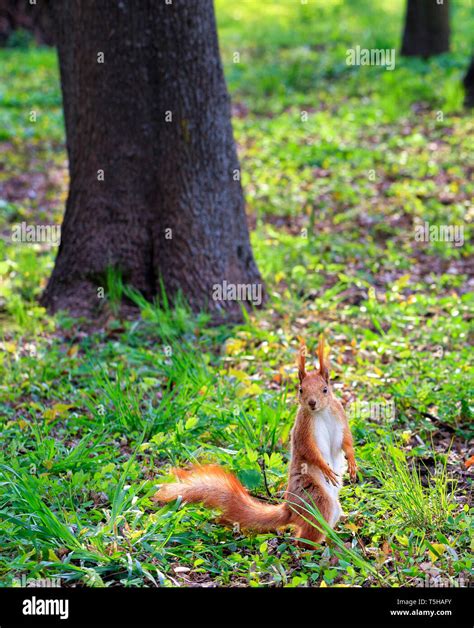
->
(154, 464, 291, 531)
(297, 345, 306, 383)
(317, 334, 330, 382)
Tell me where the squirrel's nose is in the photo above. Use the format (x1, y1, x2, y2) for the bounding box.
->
(308, 399, 317, 409)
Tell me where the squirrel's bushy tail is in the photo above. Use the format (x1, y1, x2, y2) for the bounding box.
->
(154, 464, 291, 532)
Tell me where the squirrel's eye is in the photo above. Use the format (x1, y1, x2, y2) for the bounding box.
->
(299, 387, 303, 394)
(322, 387, 328, 394)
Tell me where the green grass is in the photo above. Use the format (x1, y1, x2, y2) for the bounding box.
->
(0, 0, 472, 588)
(367, 442, 457, 531)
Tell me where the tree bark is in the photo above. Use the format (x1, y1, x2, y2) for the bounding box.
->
(401, 0, 450, 57)
(41, 0, 264, 322)
(463, 56, 474, 107)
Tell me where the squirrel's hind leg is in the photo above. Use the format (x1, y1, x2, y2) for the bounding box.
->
(294, 488, 334, 548)
(296, 523, 325, 548)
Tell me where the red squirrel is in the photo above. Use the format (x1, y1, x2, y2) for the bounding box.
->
(154, 336, 357, 546)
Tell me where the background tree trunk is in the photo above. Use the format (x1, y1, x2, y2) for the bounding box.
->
(41, 0, 264, 322)
(401, 0, 450, 57)
(463, 56, 474, 107)
(0, 0, 53, 46)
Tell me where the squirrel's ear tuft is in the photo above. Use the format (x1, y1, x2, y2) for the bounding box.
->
(297, 345, 307, 383)
(318, 334, 330, 383)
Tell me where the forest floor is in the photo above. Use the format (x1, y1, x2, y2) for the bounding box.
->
(0, 0, 472, 587)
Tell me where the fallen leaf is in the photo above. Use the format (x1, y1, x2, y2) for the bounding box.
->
(43, 403, 74, 422)
(428, 543, 446, 562)
(237, 382, 263, 397)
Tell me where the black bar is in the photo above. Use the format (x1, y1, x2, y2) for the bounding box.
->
(0, 586, 470, 626)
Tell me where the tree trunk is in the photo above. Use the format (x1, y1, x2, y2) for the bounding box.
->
(41, 0, 264, 322)
(401, 0, 450, 57)
(463, 56, 474, 107)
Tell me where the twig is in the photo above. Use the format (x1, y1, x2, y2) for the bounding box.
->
(259, 455, 273, 498)
(408, 406, 456, 432)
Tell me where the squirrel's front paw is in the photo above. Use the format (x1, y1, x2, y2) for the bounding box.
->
(322, 465, 339, 486)
(348, 459, 358, 483)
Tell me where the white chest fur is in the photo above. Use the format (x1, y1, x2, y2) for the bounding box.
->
(312, 407, 345, 492)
